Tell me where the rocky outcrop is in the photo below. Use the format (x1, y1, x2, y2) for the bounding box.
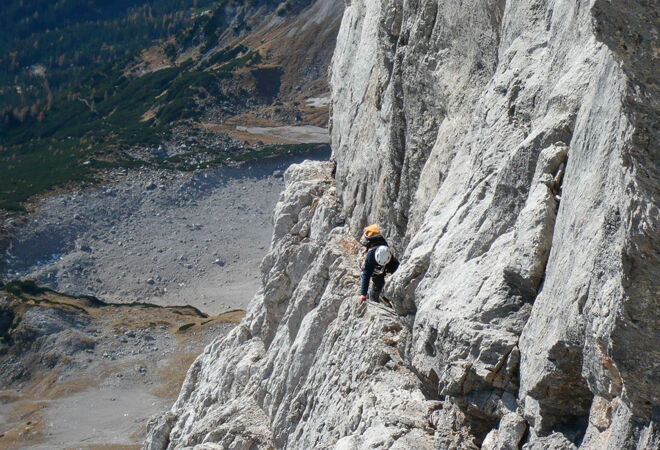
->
(147, 0, 658, 448)
(146, 161, 446, 449)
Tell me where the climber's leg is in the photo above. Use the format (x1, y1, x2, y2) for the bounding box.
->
(369, 274, 385, 303)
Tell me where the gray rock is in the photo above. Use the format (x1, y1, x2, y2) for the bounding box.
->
(145, 0, 657, 449)
(144, 413, 178, 450)
(522, 432, 577, 450)
(482, 413, 527, 450)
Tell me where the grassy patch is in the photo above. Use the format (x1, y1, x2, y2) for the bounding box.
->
(217, 51, 262, 72)
(1, 280, 211, 319)
(3, 280, 107, 308)
(203, 45, 248, 68)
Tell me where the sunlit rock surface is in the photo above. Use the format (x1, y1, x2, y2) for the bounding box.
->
(146, 0, 658, 448)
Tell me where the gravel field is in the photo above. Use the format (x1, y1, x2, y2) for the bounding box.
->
(2, 148, 330, 315)
(0, 287, 244, 449)
(0, 148, 329, 449)
(235, 125, 331, 144)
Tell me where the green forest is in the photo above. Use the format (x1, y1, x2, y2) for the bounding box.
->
(0, 0, 221, 120)
(0, 0, 285, 210)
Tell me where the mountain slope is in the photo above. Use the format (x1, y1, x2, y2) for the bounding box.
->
(146, 0, 658, 449)
(0, 0, 219, 118)
(0, 0, 343, 210)
(0, 280, 244, 448)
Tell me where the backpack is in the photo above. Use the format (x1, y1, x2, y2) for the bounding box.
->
(374, 245, 400, 274)
(374, 246, 391, 266)
(385, 255, 400, 274)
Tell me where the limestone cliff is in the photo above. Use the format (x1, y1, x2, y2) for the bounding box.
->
(146, 1, 658, 449)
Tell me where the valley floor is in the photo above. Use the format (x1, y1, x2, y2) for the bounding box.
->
(0, 148, 330, 449)
(0, 285, 244, 449)
(2, 148, 330, 314)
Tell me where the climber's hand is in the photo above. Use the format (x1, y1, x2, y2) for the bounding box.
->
(358, 295, 367, 306)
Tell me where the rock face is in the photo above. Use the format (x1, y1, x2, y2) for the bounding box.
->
(146, 1, 658, 449)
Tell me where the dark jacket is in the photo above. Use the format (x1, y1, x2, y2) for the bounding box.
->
(360, 235, 388, 296)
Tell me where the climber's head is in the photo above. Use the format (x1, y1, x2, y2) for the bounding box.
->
(360, 224, 382, 246)
(363, 224, 381, 238)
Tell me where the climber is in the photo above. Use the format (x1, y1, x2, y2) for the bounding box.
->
(358, 224, 399, 306)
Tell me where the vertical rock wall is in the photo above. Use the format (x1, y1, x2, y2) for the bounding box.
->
(332, 0, 657, 447)
(146, 0, 658, 448)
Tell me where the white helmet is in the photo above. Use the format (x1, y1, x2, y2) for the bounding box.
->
(374, 245, 392, 266)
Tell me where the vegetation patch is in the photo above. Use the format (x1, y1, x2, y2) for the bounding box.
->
(3, 280, 107, 308)
(0, 40, 269, 210)
(203, 45, 248, 68)
(217, 51, 262, 72)
(178, 323, 196, 332)
(0, 0, 221, 121)
(2, 280, 214, 320)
